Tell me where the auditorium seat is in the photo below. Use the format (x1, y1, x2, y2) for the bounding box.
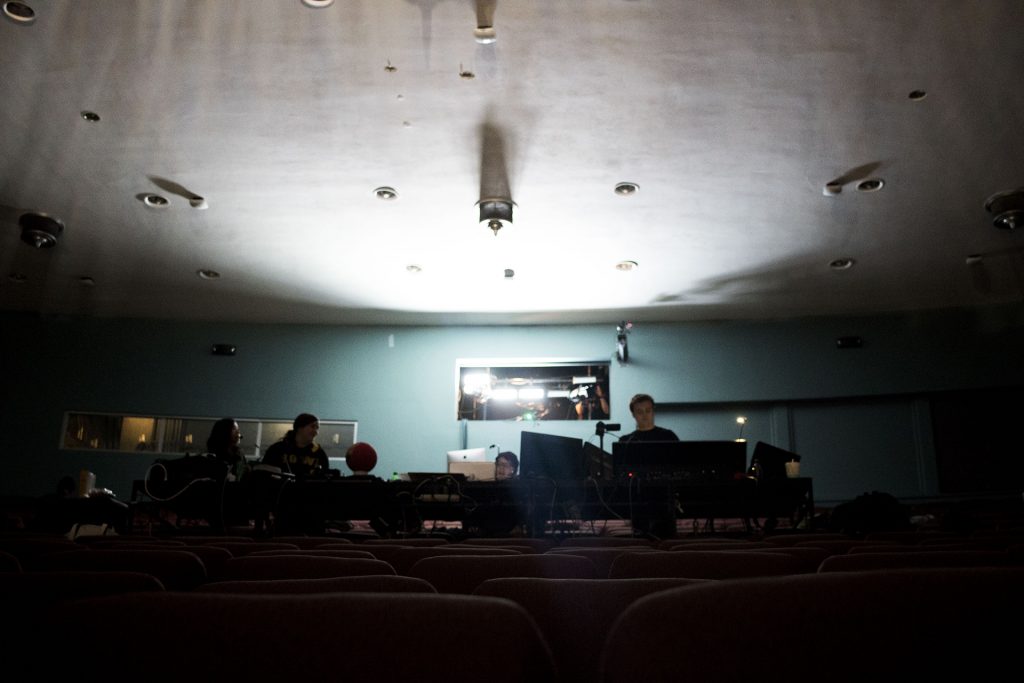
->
(461, 537, 556, 552)
(745, 546, 831, 573)
(408, 554, 598, 593)
(267, 535, 354, 548)
(363, 537, 451, 546)
(168, 535, 254, 544)
(198, 575, 437, 594)
(42, 592, 557, 681)
(207, 541, 300, 556)
(0, 537, 85, 568)
(448, 542, 541, 554)
(248, 548, 377, 560)
(793, 539, 901, 555)
(601, 568, 1024, 682)
(608, 550, 808, 579)
(660, 539, 779, 550)
(558, 536, 656, 548)
(475, 577, 707, 683)
(31, 549, 208, 590)
(0, 550, 21, 572)
(387, 546, 522, 574)
(88, 543, 233, 581)
(817, 550, 1014, 573)
(763, 532, 850, 546)
(545, 547, 661, 578)
(1, 570, 165, 607)
(218, 555, 396, 580)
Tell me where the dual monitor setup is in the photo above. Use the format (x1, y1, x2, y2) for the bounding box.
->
(444, 433, 801, 484)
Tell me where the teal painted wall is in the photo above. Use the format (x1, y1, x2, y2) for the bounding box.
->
(3, 304, 1022, 504)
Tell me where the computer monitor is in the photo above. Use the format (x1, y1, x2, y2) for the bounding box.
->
(611, 440, 747, 482)
(519, 431, 585, 481)
(446, 447, 488, 463)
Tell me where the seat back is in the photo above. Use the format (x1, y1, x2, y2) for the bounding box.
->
(249, 548, 377, 560)
(601, 568, 1024, 682)
(207, 541, 300, 556)
(44, 592, 556, 682)
(219, 555, 395, 580)
(475, 577, 707, 683)
(388, 546, 521, 574)
(545, 547, 660, 578)
(609, 550, 807, 579)
(408, 554, 598, 593)
(818, 550, 1012, 573)
(197, 575, 437, 594)
(31, 549, 207, 590)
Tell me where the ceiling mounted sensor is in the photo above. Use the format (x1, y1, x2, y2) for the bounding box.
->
(478, 198, 514, 236)
(300, 0, 334, 8)
(478, 119, 515, 236)
(984, 188, 1024, 231)
(19, 212, 64, 249)
(857, 178, 885, 192)
(3, 1, 35, 25)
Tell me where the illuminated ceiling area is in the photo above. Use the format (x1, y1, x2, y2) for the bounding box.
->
(1, 1, 1023, 326)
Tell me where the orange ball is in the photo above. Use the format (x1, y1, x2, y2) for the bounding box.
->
(346, 441, 378, 474)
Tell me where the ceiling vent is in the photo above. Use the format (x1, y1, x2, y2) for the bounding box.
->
(985, 188, 1024, 231)
(19, 212, 64, 248)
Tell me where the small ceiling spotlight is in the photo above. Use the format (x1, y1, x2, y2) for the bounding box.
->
(614, 182, 640, 196)
(80, 111, 100, 122)
(2, 1, 36, 25)
(189, 196, 208, 210)
(984, 188, 1024, 231)
(78, 276, 96, 287)
(908, 90, 928, 101)
(196, 269, 221, 280)
(474, 26, 496, 44)
(829, 258, 855, 271)
(300, 0, 334, 8)
(374, 186, 398, 200)
(857, 178, 885, 192)
(142, 193, 169, 208)
(19, 212, 64, 249)
(478, 197, 514, 236)
(615, 260, 638, 272)
(823, 181, 843, 196)
(406, 264, 422, 273)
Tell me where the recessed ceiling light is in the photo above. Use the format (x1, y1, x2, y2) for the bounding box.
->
(3, 2, 36, 25)
(857, 178, 884, 192)
(614, 182, 640, 196)
(374, 187, 398, 200)
(615, 260, 638, 272)
(196, 269, 221, 280)
(78, 276, 96, 287)
(406, 264, 422, 273)
(80, 111, 100, 122)
(829, 258, 855, 270)
(142, 193, 169, 208)
(908, 90, 928, 101)
(19, 212, 64, 248)
(823, 181, 843, 196)
(300, 0, 334, 8)
(8, 272, 28, 284)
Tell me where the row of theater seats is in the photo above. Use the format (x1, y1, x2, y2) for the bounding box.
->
(2, 531, 1023, 682)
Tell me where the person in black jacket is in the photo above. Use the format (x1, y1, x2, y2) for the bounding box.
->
(261, 413, 329, 479)
(620, 394, 679, 443)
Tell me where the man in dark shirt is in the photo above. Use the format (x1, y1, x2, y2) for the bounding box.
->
(621, 393, 678, 443)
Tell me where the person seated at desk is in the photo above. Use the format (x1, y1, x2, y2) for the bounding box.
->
(620, 393, 679, 443)
(261, 413, 329, 480)
(206, 418, 249, 481)
(495, 451, 519, 481)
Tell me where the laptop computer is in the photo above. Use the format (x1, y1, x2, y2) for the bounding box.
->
(448, 460, 496, 481)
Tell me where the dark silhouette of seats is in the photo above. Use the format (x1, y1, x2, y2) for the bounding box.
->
(609, 550, 807, 579)
(44, 592, 556, 682)
(197, 575, 436, 594)
(207, 541, 300, 556)
(388, 546, 522, 574)
(248, 548, 377, 560)
(475, 577, 707, 683)
(558, 537, 656, 548)
(219, 555, 395, 580)
(545, 547, 661, 578)
(31, 549, 207, 590)
(461, 537, 556, 552)
(408, 553, 598, 593)
(818, 550, 1013, 573)
(0, 550, 21, 572)
(267, 535, 353, 548)
(601, 567, 1024, 682)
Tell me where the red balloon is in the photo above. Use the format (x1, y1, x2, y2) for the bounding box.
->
(346, 441, 378, 474)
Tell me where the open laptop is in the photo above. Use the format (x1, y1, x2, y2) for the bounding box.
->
(448, 460, 496, 481)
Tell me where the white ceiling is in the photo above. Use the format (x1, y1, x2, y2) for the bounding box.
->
(1, 0, 1023, 326)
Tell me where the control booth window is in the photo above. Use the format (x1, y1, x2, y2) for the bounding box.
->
(457, 360, 610, 421)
